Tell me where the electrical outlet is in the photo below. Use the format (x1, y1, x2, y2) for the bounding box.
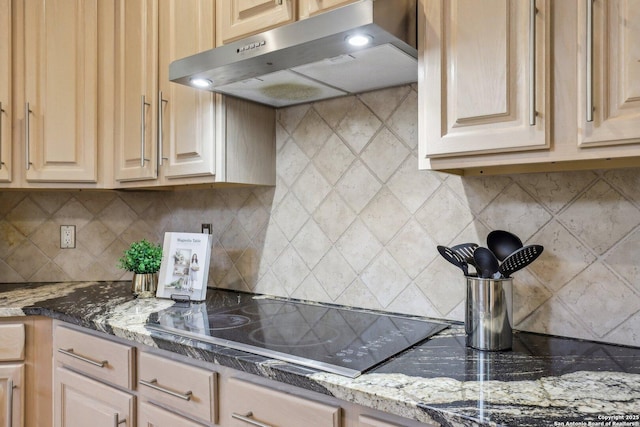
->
(201, 223, 212, 234)
(60, 225, 76, 249)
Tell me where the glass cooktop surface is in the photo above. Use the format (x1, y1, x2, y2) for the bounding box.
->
(146, 296, 448, 378)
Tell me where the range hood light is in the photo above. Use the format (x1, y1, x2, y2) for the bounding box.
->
(190, 78, 213, 88)
(346, 34, 372, 47)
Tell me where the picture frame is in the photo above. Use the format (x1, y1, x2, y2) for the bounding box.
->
(156, 232, 213, 302)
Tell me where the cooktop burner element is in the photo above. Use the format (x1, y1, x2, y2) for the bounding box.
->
(146, 294, 448, 378)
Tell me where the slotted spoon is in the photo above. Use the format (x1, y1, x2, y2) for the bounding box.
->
(499, 244, 544, 278)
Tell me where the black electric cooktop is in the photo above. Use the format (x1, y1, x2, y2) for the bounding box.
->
(146, 295, 448, 377)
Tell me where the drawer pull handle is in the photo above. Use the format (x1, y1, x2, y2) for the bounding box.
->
(231, 412, 274, 427)
(586, 0, 594, 122)
(139, 378, 192, 401)
(529, 0, 537, 126)
(58, 348, 108, 368)
(6, 379, 14, 427)
(113, 413, 126, 426)
(0, 102, 4, 169)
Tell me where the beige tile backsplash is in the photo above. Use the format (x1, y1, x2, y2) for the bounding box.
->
(2, 84, 640, 347)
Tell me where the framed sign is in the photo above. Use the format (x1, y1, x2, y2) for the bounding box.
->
(156, 232, 213, 301)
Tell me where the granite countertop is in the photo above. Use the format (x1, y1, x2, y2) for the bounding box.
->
(2, 281, 640, 427)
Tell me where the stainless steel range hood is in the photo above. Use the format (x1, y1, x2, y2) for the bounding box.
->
(169, 0, 417, 107)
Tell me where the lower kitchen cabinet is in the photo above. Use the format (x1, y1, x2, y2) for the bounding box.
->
(50, 321, 433, 427)
(54, 367, 134, 427)
(0, 318, 52, 427)
(53, 325, 136, 427)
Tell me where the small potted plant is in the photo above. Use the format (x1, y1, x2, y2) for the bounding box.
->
(118, 239, 163, 298)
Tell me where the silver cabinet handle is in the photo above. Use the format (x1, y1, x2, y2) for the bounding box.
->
(58, 348, 108, 368)
(24, 103, 32, 170)
(0, 102, 4, 169)
(231, 412, 273, 427)
(6, 379, 14, 427)
(586, 0, 594, 122)
(139, 378, 192, 401)
(157, 91, 168, 167)
(140, 95, 151, 167)
(529, 0, 537, 126)
(113, 413, 126, 426)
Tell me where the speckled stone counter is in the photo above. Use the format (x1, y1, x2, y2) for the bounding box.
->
(2, 281, 640, 427)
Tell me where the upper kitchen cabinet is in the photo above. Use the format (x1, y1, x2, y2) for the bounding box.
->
(216, 0, 296, 45)
(7, 0, 101, 186)
(0, 0, 11, 183)
(298, 0, 358, 19)
(113, 0, 159, 182)
(22, 0, 99, 183)
(419, 0, 551, 163)
(114, 0, 276, 188)
(577, 0, 640, 148)
(420, 0, 640, 175)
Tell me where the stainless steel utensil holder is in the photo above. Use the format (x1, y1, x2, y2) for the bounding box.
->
(465, 276, 513, 351)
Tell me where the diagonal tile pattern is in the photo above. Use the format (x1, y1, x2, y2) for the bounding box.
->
(1, 85, 640, 348)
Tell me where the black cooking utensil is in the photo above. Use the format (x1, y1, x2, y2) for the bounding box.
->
(437, 245, 469, 276)
(451, 242, 478, 267)
(499, 244, 544, 278)
(473, 247, 500, 279)
(487, 230, 523, 262)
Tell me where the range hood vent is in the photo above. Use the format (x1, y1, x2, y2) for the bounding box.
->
(169, 0, 417, 107)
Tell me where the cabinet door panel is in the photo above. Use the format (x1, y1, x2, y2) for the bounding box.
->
(54, 367, 134, 427)
(578, 0, 640, 147)
(420, 0, 550, 161)
(299, 0, 357, 18)
(0, 0, 11, 183)
(24, 0, 98, 182)
(217, 0, 295, 44)
(114, 0, 158, 182)
(0, 364, 24, 427)
(158, 0, 216, 180)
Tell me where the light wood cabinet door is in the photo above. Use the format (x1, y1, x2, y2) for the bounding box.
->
(299, 0, 357, 19)
(419, 0, 550, 164)
(0, 0, 11, 183)
(23, 0, 98, 182)
(578, 0, 640, 148)
(0, 364, 24, 427)
(158, 0, 217, 181)
(216, 0, 295, 45)
(54, 367, 134, 427)
(114, 0, 159, 182)
(139, 402, 207, 427)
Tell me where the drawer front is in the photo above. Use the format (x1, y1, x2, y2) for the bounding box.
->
(139, 401, 208, 427)
(226, 378, 341, 427)
(359, 415, 403, 427)
(54, 325, 134, 389)
(0, 323, 25, 361)
(138, 352, 216, 424)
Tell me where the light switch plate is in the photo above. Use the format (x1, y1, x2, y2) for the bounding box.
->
(60, 225, 76, 249)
